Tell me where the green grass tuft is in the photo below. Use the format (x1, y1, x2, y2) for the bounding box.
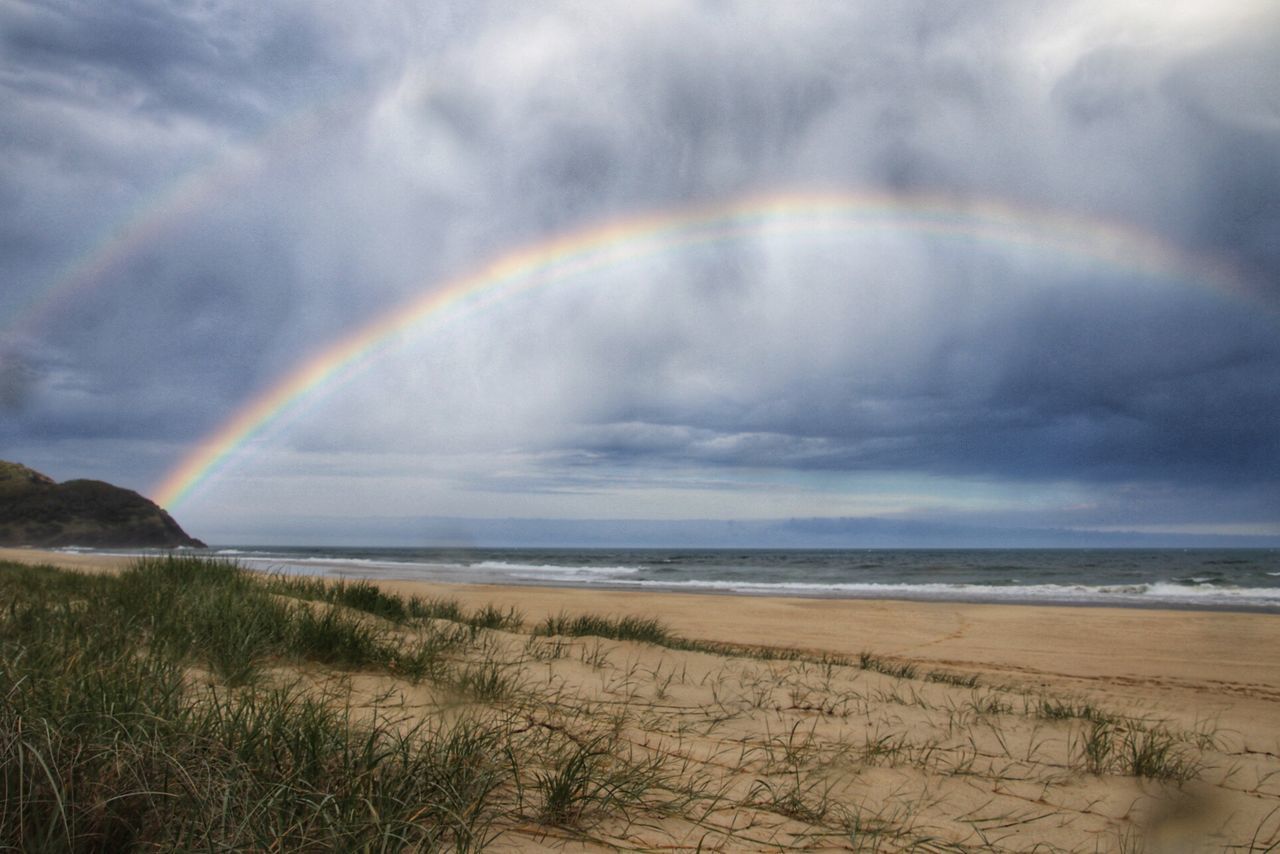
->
(1036, 696, 1114, 724)
(536, 612, 672, 645)
(859, 651, 918, 680)
(465, 603, 525, 632)
(926, 669, 980, 688)
(288, 603, 390, 668)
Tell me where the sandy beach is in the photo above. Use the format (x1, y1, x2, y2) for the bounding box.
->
(5, 546, 1279, 849)
(7, 547, 1272, 724)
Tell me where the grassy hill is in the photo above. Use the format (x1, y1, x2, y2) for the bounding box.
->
(0, 461, 204, 548)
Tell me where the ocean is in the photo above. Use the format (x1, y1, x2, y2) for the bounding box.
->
(135, 546, 1280, 612)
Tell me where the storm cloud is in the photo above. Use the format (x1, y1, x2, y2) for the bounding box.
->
(2, 1, 1278, 544)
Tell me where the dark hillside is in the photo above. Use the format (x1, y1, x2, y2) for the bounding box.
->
(0, 461, 204, 548)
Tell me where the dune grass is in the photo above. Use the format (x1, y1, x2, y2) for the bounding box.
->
(536, 611, 673, 645)
(0, 559, 519, 850)
(0, 557, 692, 850)
(2, 555, 1274, 851)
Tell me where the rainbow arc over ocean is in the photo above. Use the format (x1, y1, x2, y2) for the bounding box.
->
(150, 189, 1250, 509)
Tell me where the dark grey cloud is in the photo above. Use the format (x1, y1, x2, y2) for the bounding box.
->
(0, 0, 377, 125)
(530, 238, 1280, 487)
(3, 1, 1279, 541)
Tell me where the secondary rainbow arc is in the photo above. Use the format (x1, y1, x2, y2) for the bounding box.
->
(150, 190, 1250, 509)
(1, 91, 369, 348)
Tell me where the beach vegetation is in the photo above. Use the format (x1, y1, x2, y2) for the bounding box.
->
(1071, 719, 1199, 782)
(927, 669, 980, 689)
(287, 602, 390, 668)
(1, 556, 1274, 851)
(1118, 726, 1200, 782)
(407, 594, 466, 622)
(464, 602, 525, 632)
(748, 768, 837, 824)
(535, 734, 616, 826)
(1077, 720, 1116, 775)
(0, 567, 510, 849)
(859, 651, 919, 680)
(536, 611, 673, 645)
(1034, 696, 1114, 724)
(450, 660, 519, 703)
(315, 577, 410, 622)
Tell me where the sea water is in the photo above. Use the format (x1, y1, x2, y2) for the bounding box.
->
(168, 547, 1280, 611)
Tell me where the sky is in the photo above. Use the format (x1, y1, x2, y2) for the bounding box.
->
(2, 0, 1278, 547)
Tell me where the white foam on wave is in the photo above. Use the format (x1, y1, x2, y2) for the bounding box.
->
(236, 555, 453, 574)
(588, 577, 1280, 607)
(232, 555, 642, 581)
(473, 560, 641, 578)
(1140, 581, 1280, 602)
(221, 553, 1280, 608)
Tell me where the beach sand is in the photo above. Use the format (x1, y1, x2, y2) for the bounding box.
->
(5, 546, 1279, 849)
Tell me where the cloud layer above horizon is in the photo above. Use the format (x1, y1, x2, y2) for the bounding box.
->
(3, 0, 1279, 545)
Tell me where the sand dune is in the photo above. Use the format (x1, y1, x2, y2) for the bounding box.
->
(4, 546, 1278, 850)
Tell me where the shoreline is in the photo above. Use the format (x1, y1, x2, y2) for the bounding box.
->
(259, 573, 1280, 615)
(15, 545, 1280, 615)
(5, 545, 1279, 696)
(245, 571, 1280, 616)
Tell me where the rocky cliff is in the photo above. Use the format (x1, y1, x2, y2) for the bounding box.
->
(0, 461, 205, 548)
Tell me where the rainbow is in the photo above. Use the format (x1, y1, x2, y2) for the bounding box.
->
(151, 189, 1250, 509)
(0, 93, 367, 349)
(2, 156, 248, 346)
